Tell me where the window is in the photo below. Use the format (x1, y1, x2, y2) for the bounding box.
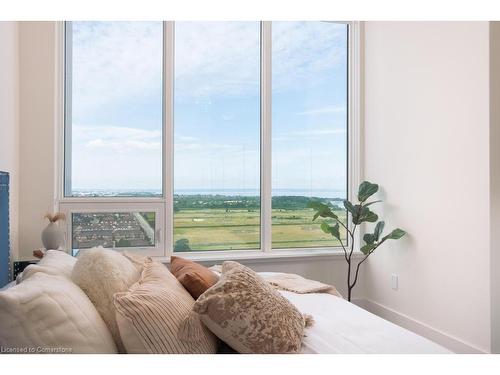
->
(64, 21, 163, 197)
(271, 22, 348, 249)
(72, 212, 156, 249)
(61, 202, 165, 256)
(59, 21, 355, 256)
(173, 22, 261, 251)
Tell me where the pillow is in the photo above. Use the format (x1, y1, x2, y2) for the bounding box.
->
(18, 250, 76, 283)
(71, 247, 140, 353)
(114, 258, 217, 354)
(0, 272, 117, 353)
(181, 261, 313, 354)
(170, 256, 219, 299)
(122, 251, 147, 272)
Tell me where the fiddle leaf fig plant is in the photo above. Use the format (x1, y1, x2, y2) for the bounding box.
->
(308, 181, 406, 301)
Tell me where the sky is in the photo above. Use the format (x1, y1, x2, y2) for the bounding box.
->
(68, 21, 347, 198)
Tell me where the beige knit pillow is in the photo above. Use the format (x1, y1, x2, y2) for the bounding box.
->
(114, 258, 217, 354)
(180, 261, 313, 354)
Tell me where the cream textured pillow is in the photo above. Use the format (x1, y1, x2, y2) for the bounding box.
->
(0, 272, 117, 353)
(181, 261, 313, 354)
(122, 251, 147, 272)
(114, 258, 217, 354)
(71, 247, 140, 352)
(18, 250, 76, 283)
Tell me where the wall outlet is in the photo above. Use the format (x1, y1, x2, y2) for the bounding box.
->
(391, 274, 399, 290)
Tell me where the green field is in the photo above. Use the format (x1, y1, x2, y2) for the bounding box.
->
(173, 207, 347, 251)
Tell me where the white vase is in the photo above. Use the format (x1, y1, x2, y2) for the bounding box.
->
(41, 222, 65, 250)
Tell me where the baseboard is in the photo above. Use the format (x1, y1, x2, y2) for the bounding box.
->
(352, 298, 486, 354)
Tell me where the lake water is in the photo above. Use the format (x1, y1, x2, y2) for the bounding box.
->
(72, 188, 347, 199)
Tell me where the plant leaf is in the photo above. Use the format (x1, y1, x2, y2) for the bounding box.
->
(308, 200, 325, 210)
(374, 221, 385, 241)
(330, 223, 340, 240)
(343, 200, 355, 213)
(308, 200, 338, 221)
(320, 222, 331, 234)
(383, 228, 406, 240)
(353, 206, 378, 224)
(364, 211, 379, 223)
(363, 233, 375, 245)
(343, 200, 358, 221)
(360, 243, 376, 255)
(363, 200, 382, 208)
(358, 181, 379, 203)
(344, 200, 365, 224)
(320, 222, 341, 240)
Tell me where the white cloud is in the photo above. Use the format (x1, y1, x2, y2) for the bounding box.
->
(71, 21, 347, 115)
(71, 125, 162, 190)
(272, 146, 347, 191)
(272, 22, 347, 92)
(176, 135, 198, 142)
(297, 105, 346, 116)
(273, 127, 346, 142)
(292, 128, 346, 136)
(68, 21, 348, 191)
(86, 138, 161, 151)
(69, 123, 345, 191)
(175, 139, 255, 155)
(174, 22, 260, 99)
(221, 113, 235, 121)
(72, 22, 163, 117)
(174, 149, 260, 190)
(175, 21, 347, 98)
(74, 125, 162, 152)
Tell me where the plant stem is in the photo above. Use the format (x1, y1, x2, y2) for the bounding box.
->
(338, 235, 349, 263)
(346, 202, 364, 301)
(337, 220, 352, 239)
(347, 253, 351, 301)
(346, 222, 357, 301)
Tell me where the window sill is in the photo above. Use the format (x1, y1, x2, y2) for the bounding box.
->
(153, 248, 364, 265)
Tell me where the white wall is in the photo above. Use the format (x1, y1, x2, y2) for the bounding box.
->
(363, 21, 491, 353)
(0, 22, 19, 262)
(18, 22, 57, 259)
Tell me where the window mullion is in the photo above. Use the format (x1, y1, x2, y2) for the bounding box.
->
(63, 22, 73, 198)
(164, 21, 175, 258)
(260, 21, 272, 253)
(347, 22, 362, 252)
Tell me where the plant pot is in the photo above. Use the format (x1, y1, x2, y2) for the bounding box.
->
(41, 222, 65, 250)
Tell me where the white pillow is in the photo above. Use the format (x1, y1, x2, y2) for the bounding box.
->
(18, 250, 76, 283)
(71, 247, 140, 353)
(0, 272, 117, 353)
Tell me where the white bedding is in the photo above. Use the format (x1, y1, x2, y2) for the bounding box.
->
(280, 291, 450, 354)
(3, 269, 451, 354)
(0, 280, 16, 291)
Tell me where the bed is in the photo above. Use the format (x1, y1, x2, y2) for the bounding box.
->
(0, 264, 450, 354)
(212, 270, 450, 354)
(281, 291, 450, 354)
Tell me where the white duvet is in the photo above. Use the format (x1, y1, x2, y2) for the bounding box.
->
(2, 270, 451, 354)
(280, 291, 450, 354)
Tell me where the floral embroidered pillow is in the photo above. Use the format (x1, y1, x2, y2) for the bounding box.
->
(181, 261, 313, 354)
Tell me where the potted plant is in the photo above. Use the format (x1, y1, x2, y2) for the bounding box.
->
(308, 181, 406, 301)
